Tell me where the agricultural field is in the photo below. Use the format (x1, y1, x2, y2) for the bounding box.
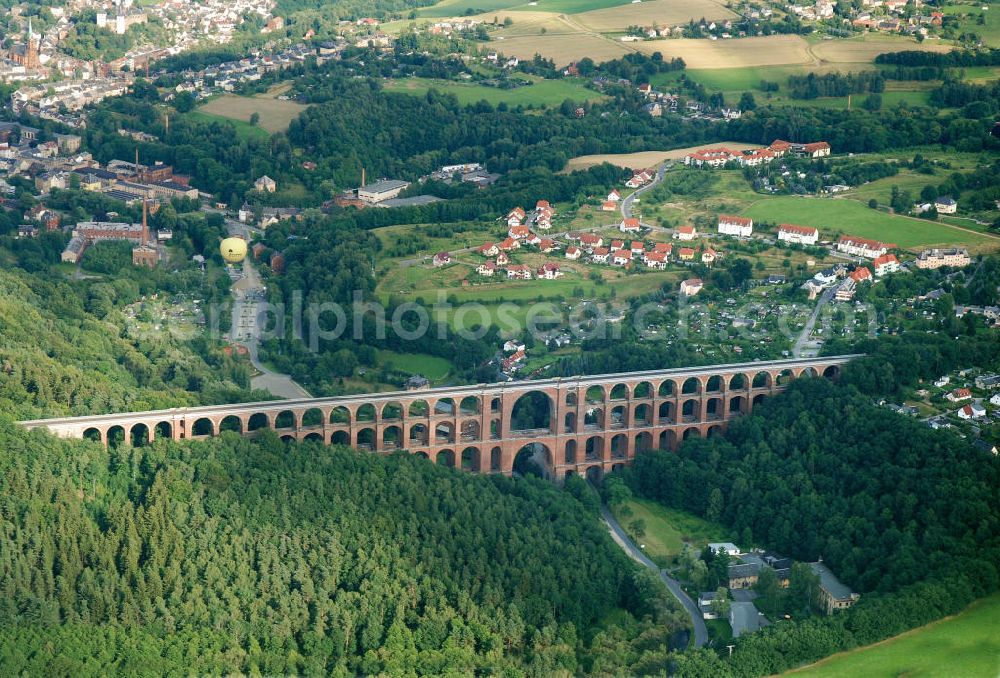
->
(574, 0, 736, 32)
(186, 110, 271, 140)
(383, 74, 605, 107)
(563, 142, 758, 172)
(196, 93, 307, 133)
(741, 196, 1000, 251)
(492, 31, 628, 63)
(636, 35, 814, 69)
(787, 593, 1000, 678)
(808, 34, 952, 64)
(941, 3, 1000, 48)
(610, 497, 734, 568)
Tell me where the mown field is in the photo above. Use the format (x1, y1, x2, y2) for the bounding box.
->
(383, 74, 604, 107)
(196, 94, 307, 133)
(742, 197, 1000, 251)
(941, 3, 1000, 48)
(786, 593, 1000, 678)
(375, 349, 453, 381)
(610, 497, 734, 568)
(562, 142, 758, 172)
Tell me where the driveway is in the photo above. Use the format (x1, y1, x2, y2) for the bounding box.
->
(600, 505, 709, 648)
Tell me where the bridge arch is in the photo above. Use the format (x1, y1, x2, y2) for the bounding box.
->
(437, 449, 455, 467)
(106, 424, 125, 447)
(777, 369, 795, 386)
(330, 406, 351, 424)
(514, 443, 553, 479)
(610, 433, 628, 460)
(729, 373, 748, 390)
(659, 429, 676, 451)
(83, 427, 102, 444)
(356, 427, 375, 450)
(636, 431, 653, 453)
(304, 432, 324, 443)
(459, 396, 480, 416)
(490, 446, 502, 472)
(706, 397, 724, 420)
(220, 415, 242, 433)
(658, 401, 675, 424)
(408, 400, 429, 417)
(248, 413, 269, 431)
(332, 430, 350, 446)
(154, 421, 172, 440)
(609, 383, 629, 401)
(585, 385, 605, 404)
(658, 379, 676, 397)
(381, 402, 403, 421)
(752, 371, 772, 389)
(681, 377, 701, 395)
(585, 435, 604, 462)
(191, 418, 213, 436)
(130, 423, 149, 447)
(823, 365, 840, 379)
(510, 390, 554, 434)
(565, 439, 578, 464)
(433, 398, 455, 416)
(633, 403, 652, 426)
(585, 465, 603, 484)
(634, 381, 654, 399)
(409, 423, 428, 446)
(682, 426, 701, 441)
(383, 425, 402, 449)
(302, 408, 324, 428)
(461, 446, 480, 471)
(706, 375, 724, 393)
(610, 404, 628, 428)
(435, 421, 455, 444)
(356, 404, 376, 423)
(274, 410, 296, 430)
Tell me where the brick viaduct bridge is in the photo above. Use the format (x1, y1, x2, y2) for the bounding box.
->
(19, 356, 856, 482)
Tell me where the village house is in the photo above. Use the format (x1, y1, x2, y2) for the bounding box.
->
(537, 263, 562, 279)
(653, 242, 673, 256)
(717, 214, 753, 237)
(498, 237, 520, 252)
(630, 241, 645, 255)
(915, 248, 970, 270)
(254, 175, 276, 193)
(644, 251, 668, 270)
(612, 249, 632, 266)
(495, 252, 510, 266)
(850, 267, 872, 284)
(602, 200, 618, 212)
(620, 217, 641, 233)
(476, 261, 496, 277)
(479, 242, 499, 257)
(607, 189, 621, 202)
(524, 233, 542, 246)
(778, 223, 819, 246)
(506, 265, 532, 280)
(727, 563, 760, 589)
(433, 251, 451, 267)
(947, 388, 972, 402)
(539, 238, 557, 253)
(509, 224, 530, 240)
(592, 247, 611, 264)
(738, 148, 776, 167)
(675, 225, 697, 241)
(680, 278, 703, 297)
(934, 196, 958, 214)
(580, 233, 603, 249)
(685, 147, 742, 167)
(837, 235, 894, 259)
(611, 239, 625, 251)
(702, 248, 717, 265)
(835, 280, 857, 302)
(958, 403, 987, 420)
(872, 253, 900, 276)
(501, 349, 526, 372)
(678, 247, 695, 261)
(565, 246, 582, 260)
(506, 207, 525, 227)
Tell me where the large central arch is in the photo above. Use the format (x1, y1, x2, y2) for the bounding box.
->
(509, 390, 554, 434)
(513, 442, 553, 480)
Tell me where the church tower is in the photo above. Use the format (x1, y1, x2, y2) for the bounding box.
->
(25, 19, 40, 70)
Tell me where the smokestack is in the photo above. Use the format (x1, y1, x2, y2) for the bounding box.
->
(164, 113, 169, 135)
(361, 167, 365, 188)
(141, 199, 149, 245)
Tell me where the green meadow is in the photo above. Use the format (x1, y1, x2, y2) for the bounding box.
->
(383, 75, 604, 107)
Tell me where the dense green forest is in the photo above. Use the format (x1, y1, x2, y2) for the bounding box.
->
(617, 376, 1000, 676)
(0, 266, 255, 419)
(0, 421, 686, 674)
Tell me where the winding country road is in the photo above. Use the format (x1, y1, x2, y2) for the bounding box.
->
(600, 505, 709, 648)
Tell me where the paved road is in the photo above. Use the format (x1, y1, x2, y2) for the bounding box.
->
(794, 284, 838, 358)
(600, 505, 709, 648)
(621, 162, 671, 228)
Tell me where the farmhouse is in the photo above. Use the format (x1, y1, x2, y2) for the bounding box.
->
(358, 179, 409, 203)
(680, 278, 703, 297)
(837, 235, 895, 259)
(675, 225, 697, 241)
(620, 217, 641, 233)
(717, 214, 753, 237)
(539, 238, 557, 253)
(915, 248, 970, 269)
(778, 223, 819, 246)
(630, 241, 645, 255)
(872, 253, 900, 276)
(934, 196, 957, 214)
(496, 253, 510, 266)
(653, 242, 673, 256)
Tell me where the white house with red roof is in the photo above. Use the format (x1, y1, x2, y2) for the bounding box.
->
(537, 262, 562, 279)
(872, 253, 900, 276)
(653, 242, 673, 255)
(778, 223, 819, 246)
(506, 207, 525, 227)
(498, 237, 520, 252)
(610, 239, 625, 250)
(433, 252, 451, 266)
(850, 267, 872, 283)
(592, 247, 610, 263)
(509, 224, 530, 240)
(501, 349, 526, 372)
(524, 233, 542, 246)
(479, 242, 499, 257)
(620, 217, 641, 233)
(539, 238, 557, 253)
(602, 200, 618, 212)
(630, 240, 645, 255)
(675, 225, 697, 241)
(565, 246, 582, 260)
(607, 189, 621, 202)
(580, 233, 603, 249)
(644, 251, 668, 270)
(717, 215, 753, 237)
(613, 249, 632, 266)
(684, 147, 741, 167)
(837, 235, 894, 259)
(947, 388, 972, 402)
(957, 402, 986, 419)
(536, 199, 551, 211)
(477, 261, 497, 276)
(737, 149, 776, 167)
(496, 252, 510, 266)
(506, 265, 532, 280)
(702, 248, 717, 264)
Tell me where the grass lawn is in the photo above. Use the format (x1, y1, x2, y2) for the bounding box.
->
(196, 94, 307, 133)
(741, 196, 999, 251)
(186, 110, 271, 140)
(375, 349, 453, 381)
(786, 593, 1000, 677)
(941, 4, 1000, 48)
(611, 497, 734, 568)
(383, 74, 604, 107)
(705, 618, 734, 646)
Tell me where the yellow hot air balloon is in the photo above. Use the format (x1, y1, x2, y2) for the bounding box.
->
(220, 237, 247, 264)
